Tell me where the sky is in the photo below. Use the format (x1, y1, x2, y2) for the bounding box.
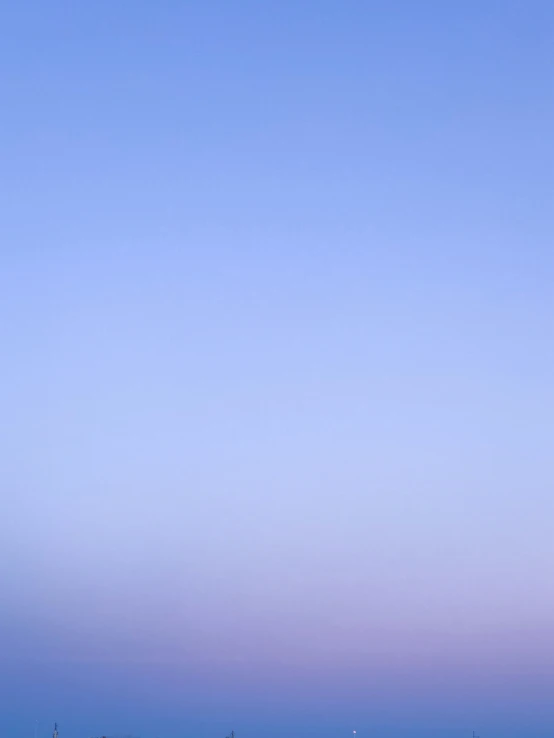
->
(1, 1, 553, 737)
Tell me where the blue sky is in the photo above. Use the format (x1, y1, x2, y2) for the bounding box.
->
(1, 2, 553, 737)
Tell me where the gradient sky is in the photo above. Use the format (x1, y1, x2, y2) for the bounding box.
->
(1, 1, 553, 737)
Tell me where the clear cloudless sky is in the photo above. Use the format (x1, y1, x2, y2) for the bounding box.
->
(1, 1, 553, 737)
